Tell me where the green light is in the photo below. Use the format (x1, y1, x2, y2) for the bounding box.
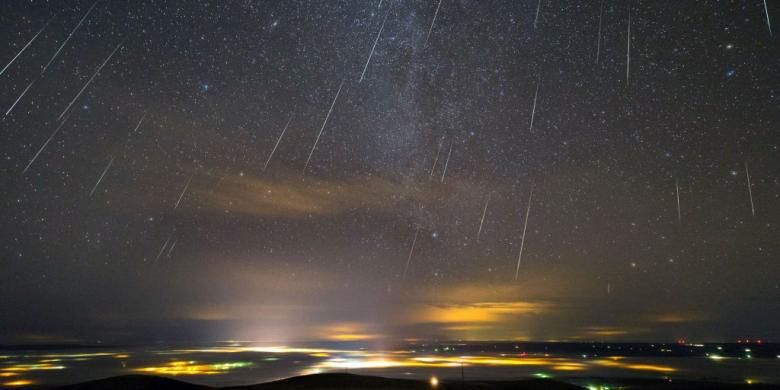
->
(533, 372, 550, 379)
(212, 361, 253, 370)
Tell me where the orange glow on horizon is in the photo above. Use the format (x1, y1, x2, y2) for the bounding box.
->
(415, 302, 547, 324)
(134, 361, 253, 376)
(3, 379, 34, 387)
(0, 363, 66, 372)
(162, 345, 679, 375)
(593, 359, 676, 373)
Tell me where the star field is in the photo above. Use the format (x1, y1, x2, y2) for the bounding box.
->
(0, 0, 778, 344)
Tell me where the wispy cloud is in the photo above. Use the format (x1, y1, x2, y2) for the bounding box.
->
(650, 312, 708, 323)
(412, 301, 550, 324)
(195, 171, 408, 218)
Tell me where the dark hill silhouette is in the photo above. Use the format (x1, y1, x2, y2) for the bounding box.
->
(230, 373, 584, 389)
(54, 374, 208, 390)
(51, 373, 583, 390)
(47, 373, 780, 390)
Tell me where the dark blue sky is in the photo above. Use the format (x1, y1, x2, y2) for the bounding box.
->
(1, 0, 778, 345)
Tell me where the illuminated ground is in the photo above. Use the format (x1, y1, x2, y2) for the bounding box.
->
(2, 343, 779, 388)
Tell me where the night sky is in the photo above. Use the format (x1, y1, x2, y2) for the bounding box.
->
(1, 0, 778, 346)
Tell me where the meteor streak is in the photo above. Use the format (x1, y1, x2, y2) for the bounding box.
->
(763, 0, 773, 36)
(132, 112, 147, 133)
(57, 40, 124, 121)
(175, 173, 195, 210)
(42, 0, 100, 74)
(429, 139, 444, 178)
(596, 0, 604, 64)
(22, 110, 75, 174)
(89, 156, 114, 196)
(529, 77, 540, 132)
(477, 195, 490, 241)
(5, 80, 35, 116)
(440, 143, 453, 183)
(514, 187, 533, 281)
(745, 162, 755, 216)
(304, 80, 345, 172)
(626, 6, 631, 86)
(154, 235, 173, 263)
(534, 0, 543, 29)
(359, 9, 390, 82)
(675, 178, 681, 223)
(264, 114, 293, 171)
(166, 240, 177, 257)
(1, 16, 54, 77)
(424, 0, 443, 46)
(403, 228, 420, 279)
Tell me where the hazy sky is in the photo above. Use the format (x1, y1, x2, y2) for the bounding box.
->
(1, 0, 778, 345)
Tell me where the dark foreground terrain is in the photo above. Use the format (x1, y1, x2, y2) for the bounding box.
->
(20, 373, 775, 390)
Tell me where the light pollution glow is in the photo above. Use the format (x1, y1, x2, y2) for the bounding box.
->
(0, 362, 64, 388)
(0, 352, 129, 386)
(36, 342, 780, 388)
(135, 361, 254, 376)
(308, 353, 675, 374)
(2, 379, 35, 387)
(138, 345, 676, 375)
(0, 363, 66, 372)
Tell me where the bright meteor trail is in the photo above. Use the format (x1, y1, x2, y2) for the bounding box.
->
(477, 195, 490, 241)
(745, 162, 755, 217)
(529, 77, 540, 133)
(534, 0, 542, 29)
(359, 9, 390, 83)
(264, 114, 293, 171)
(429, 139, 444, 179)
(131, 112, 147, 133)
(174, 173, 195, 210)
(675, 178, 681, 223)
(304, 80, 344, 172)
(41, 0, 100, 75)
(0, 16, 54, 77)
(424, 0, 442, 46)
(626, 5, 631, 86)
(763, 0, 773, 36)
(89, 157, 114, 197)
(5, 80, 35, 116)
(595, 0, 604, 64)
(440, 143, 453, 184)
(21, 110, 75, 175)
(514, 187, 533, 281)
(57, 40, 123, 121)
(403, 228, 420, 279)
